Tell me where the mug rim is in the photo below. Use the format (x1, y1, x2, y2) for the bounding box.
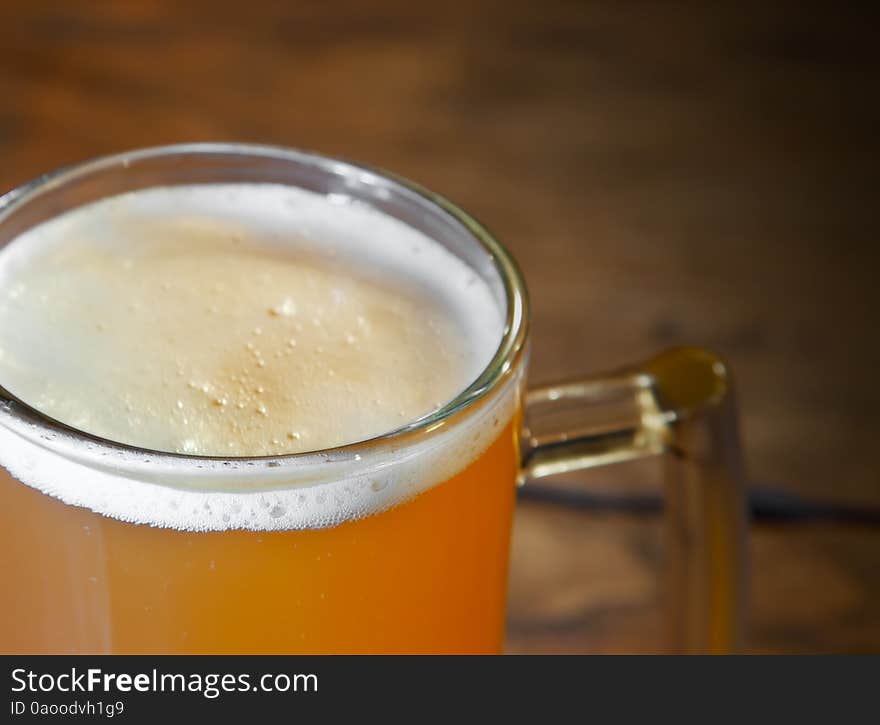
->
(0, 142, 530, 465)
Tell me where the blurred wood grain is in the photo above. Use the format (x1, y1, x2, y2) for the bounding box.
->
(0, 0, 877, 652)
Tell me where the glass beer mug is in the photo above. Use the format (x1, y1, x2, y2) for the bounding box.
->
(0, 145, 747, 654)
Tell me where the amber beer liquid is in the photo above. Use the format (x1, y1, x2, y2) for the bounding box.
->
(0, 183, 521, 653)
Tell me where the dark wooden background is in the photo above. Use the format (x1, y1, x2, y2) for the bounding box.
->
(0, 1, 877, 652)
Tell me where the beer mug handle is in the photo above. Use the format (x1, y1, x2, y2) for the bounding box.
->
(520, 347, 748, 653)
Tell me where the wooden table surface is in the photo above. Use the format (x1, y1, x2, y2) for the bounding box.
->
(1, 1, 877, 653)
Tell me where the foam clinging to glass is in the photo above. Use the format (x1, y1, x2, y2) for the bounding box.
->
(0, 183, 504, 457)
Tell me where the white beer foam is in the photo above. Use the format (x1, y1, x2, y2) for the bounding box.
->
(0, 183, 518, 531)
(0, 184, 503, 456)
